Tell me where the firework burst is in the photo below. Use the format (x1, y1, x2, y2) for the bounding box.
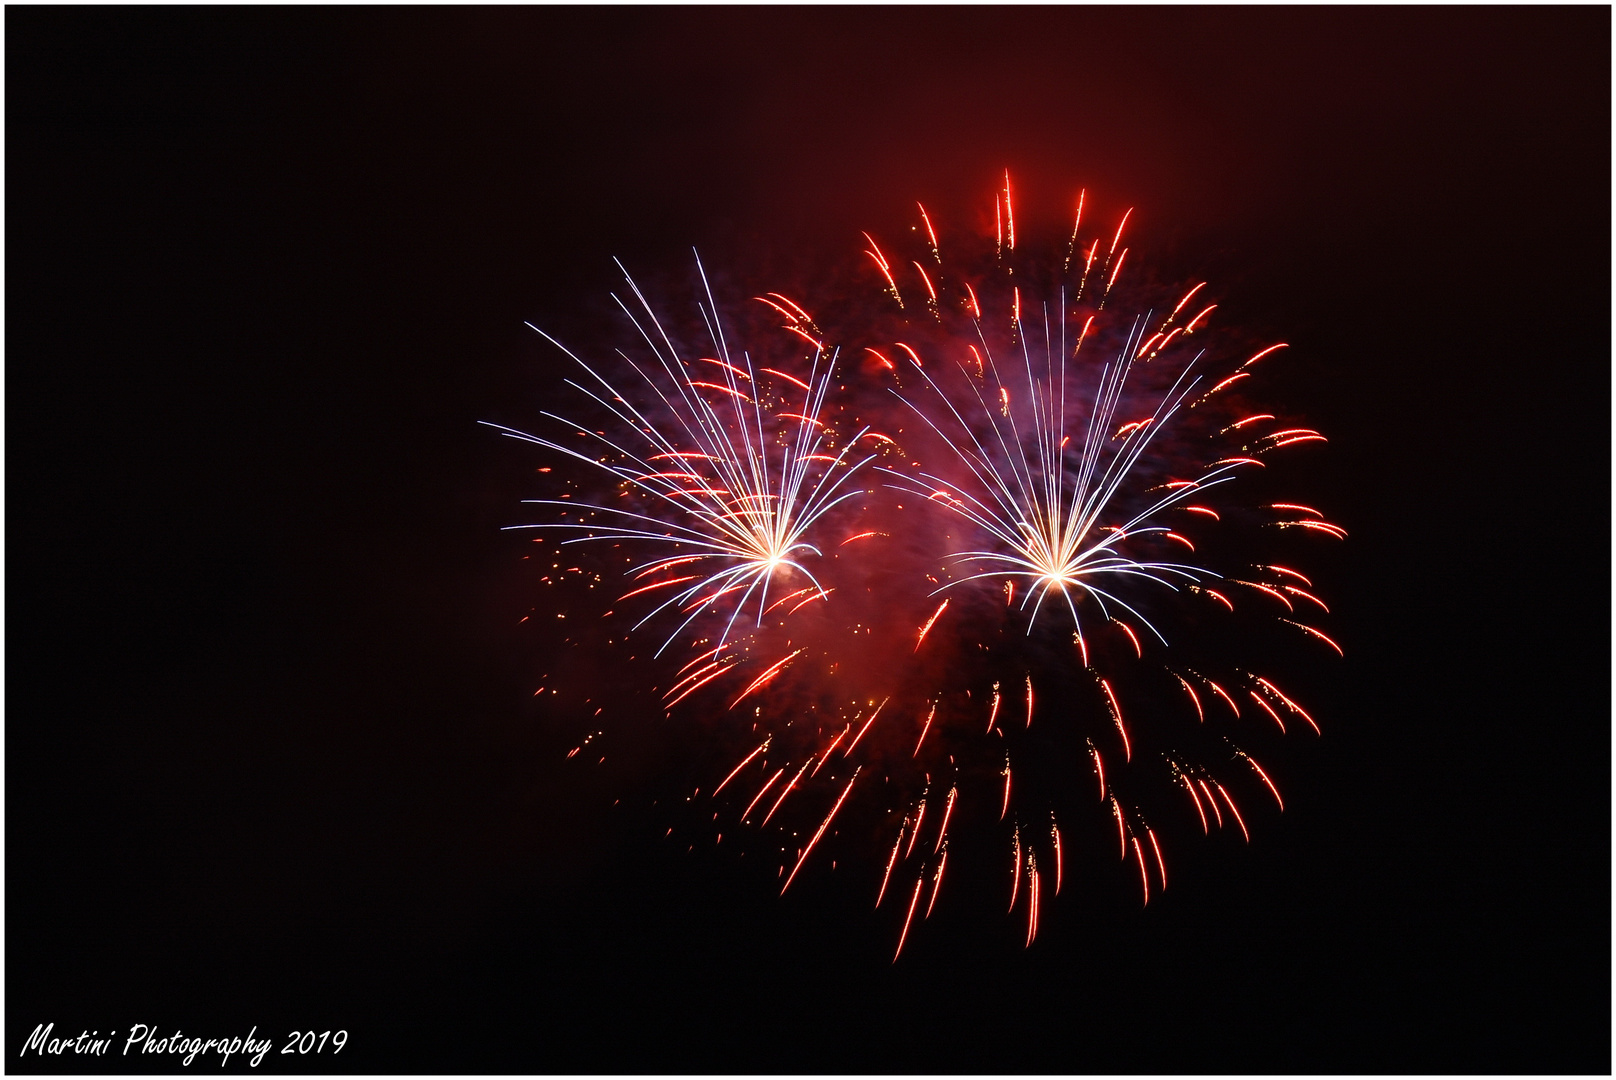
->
(498, 178, 1342, 960)
(880, 307, 1241, 647)
(485, 256, 876, 660)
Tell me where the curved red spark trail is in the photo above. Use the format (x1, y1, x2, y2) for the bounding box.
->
(1215, 783, 1250, 843)
(1008, 826, 1022, 911)
(811, 725, 849, 776)
(713, 739, 769, 796)
(761, 757, 814, 827)
(925, 852, 948, 919)
(905, 798, 926, 859)
(758, 366, 812, 392)
(1114, 620, 1144, 657)
(1025, 856, 1040, 946)
(1182, 776, 1209, 833)
(912, 703, 937, 757)
(839, 530, 885, 546)
(1249, 691, 1289, 733)
(915, 600, 949, 652)
(843, 697, 890, 758)
(934, 786, 957, 853)
(729, 650, 802, 709)
(1148, 829, 1167, 889)
(1172, 673, 1205, 722)
(1240, 343, 1289, 368)
(741, 769, 784, 824)
(763, 585, 817, 615)
(1242, 754, 1285, 811)
(1100, 679, 1131, 761)
(1283, 585, 1330, 613)
(1197, 779, 1224, 829)
(893, 877, 924, 962)
(1257, 677, 1322, 735)
(1283, 620, 1346, 656)
(875, 824, 904, 909)
(781, 769, 860, 894)
(916, 202, 940, 259)
(1204, 677, 1241, 718)
(863, 232, 903, 308)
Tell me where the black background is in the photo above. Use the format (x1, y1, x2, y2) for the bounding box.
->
(8, 7, 1610, 1074)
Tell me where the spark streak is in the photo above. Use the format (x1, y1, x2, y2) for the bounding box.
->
(781, 769, 860, 894)
(915, 600, 950, 652)
(894, 877, 924, 962)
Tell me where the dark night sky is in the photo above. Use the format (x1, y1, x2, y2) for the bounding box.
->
(8, 7, 1610, 1074)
